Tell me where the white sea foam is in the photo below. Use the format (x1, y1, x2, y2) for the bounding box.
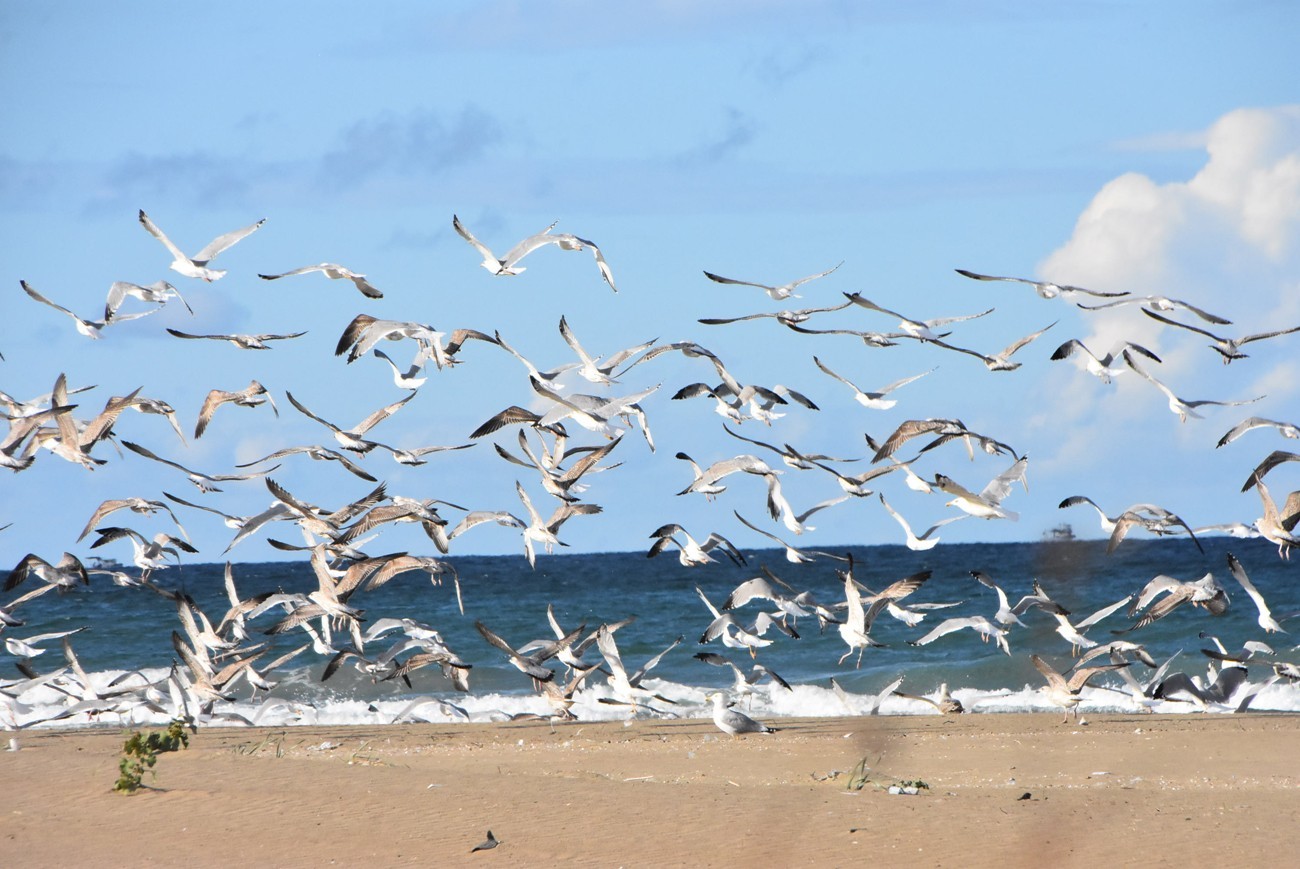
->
(7, 669, 1300, 731)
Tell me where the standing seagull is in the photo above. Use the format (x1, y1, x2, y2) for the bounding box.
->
(702, 261, 843, 301)
(706, 691, 778, 735)
(138, 210, 265, 282)
(452, 214, 617, 291)
(258, 263, 383, 299)
(953, 268, 1130, 301)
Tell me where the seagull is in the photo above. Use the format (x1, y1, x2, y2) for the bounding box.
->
(928, 321, 1057, 372)
(474, 620, 564, 684)
(5, 552, 90, 593)
(878, 492, 967, 551)
(235, 444, 378, 482)
(166, 328, 307, 350)
(892, 682, 965, 715)
(870, 417, 1016, 464)
(89, 526, 197, 573)
(333, 314, 491, 367)
(933, 456, 1029, 521)
(1049, 338, 1161, 384)
(1225, 553, 1284, 633)
(694, 652, 792, 704)
(909, 615, 1010, 655)
(780, 320, 905, 348)
(1077, 294, 1232, 324)
(675, 452, 777, 500)
(285, 390, 414, 455)
(1121, 573, 1229, 633)
(701, 261, 843, 301)
(1097, 502, 1203, 554)
(452, 214, 617, 291)
(698, 299, 853, 326)
(732, 510, 846, 563)
(123, 440, 280, 493)
(967, 570, 1027, 627)
(706, 691, 778, 735)
(596, 623, 681, 711)
(1239, 450, 1300, 492)
(557, 316, 656, 385)
(514, 480, 602, 568)
(104, 279, 191, 321)
(1246, 471, 1300, 558)
(647, 523, 745, 567)
(1141, 308, 1300, 363)
(843, 292, 993, 342)
(370, 348, 427, 390)
(837, 568, 886, 667)
(1216, 416, 1300, 448)
(20, 280, 158, 339)
(138, 209, 265, 281)
(194, 380, 277, 438)
(1031, 654, 1130, 724)
(811, 356, 934, 410)
(258, 263, 382, 299)
(77, 496, 188, 543)
(1122, 350, 1264, 422)
(953, 268, 1131, 300)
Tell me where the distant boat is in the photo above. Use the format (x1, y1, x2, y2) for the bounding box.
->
(1044, 523, 1075, 542)
(86, 555, 124, 569)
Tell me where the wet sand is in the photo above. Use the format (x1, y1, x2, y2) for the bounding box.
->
(3, 713, 1298, 867)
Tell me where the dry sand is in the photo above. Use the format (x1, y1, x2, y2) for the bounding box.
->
(3, 713, 1298, 867)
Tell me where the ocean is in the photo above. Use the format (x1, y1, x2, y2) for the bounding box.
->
(5, 532, 1299, 730)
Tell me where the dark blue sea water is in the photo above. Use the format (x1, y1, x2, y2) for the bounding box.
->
(5, 534, 1298, 727)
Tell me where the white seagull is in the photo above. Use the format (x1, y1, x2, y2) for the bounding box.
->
(811, 356, 934, 410)
(258, 263, 383, 299)
(702, 261, 843, 301)
(452, 214, 617, 291)
(138, 209, 265, 282)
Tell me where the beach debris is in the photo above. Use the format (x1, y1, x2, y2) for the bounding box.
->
(1018, 792, 1033, 801)
(471, 830, 500, 852)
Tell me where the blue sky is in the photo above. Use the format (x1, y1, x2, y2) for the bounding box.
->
(3, 2, 1299, 568)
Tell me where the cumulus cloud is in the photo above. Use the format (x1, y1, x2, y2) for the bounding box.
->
(1033, 104, 1300, 491)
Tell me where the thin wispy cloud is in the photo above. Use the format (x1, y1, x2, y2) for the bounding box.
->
(318, 106, 505, 185)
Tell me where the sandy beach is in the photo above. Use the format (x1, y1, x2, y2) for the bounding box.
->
(3, 712, 1297, 867)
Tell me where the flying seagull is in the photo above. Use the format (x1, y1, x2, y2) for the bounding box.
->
(258, 263, 383, 299)
(954, 268, 1130, 300)
(1141, 307, 1300, 364)
(452, 214, 617, 291)
(702, 261, 843, 301)
(138, 209, 265, 282)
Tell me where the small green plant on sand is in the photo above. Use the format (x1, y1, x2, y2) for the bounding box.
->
(114, 720, 191, 793)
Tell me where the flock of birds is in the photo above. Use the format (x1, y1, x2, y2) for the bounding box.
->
(3, 208, 1300, 735)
